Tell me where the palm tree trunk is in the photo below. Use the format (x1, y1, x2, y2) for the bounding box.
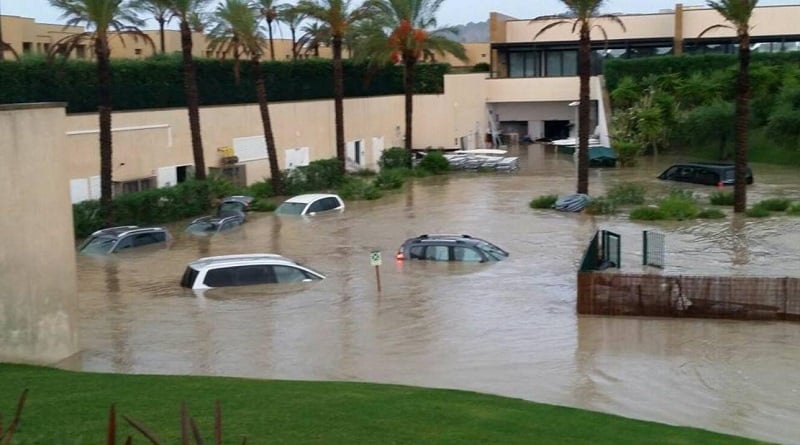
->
(252, 56, 284, 194)
(577, 25, 591, 195)
(332, 35, 346, 174)
(180, 21, 206, 180)
(96, 36, 114, 225)
(403, 56, 416, 168)
(268, 22, 275, 61)
(158, 19, 166, 54)
(291, 28, 297, 60)
(733, 34, 750, 213)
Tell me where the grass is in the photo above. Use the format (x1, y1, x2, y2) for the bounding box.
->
(709, 191, 734, 206)
(754, 198, 792, 212)
(746, 206, 771, 218)
(0, 364, 772, 445)
(529, 195, 558, 209)
(697, 208, 726, 219)
(788, 203, 800, 216)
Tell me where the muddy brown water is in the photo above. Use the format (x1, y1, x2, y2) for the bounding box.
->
(65, 146, 800, 444)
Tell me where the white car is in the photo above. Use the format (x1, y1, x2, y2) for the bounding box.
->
(180, 254, 325, 290)
(274, 193, 345, 216)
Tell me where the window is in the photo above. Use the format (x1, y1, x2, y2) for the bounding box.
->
(23, 42, 33, 54)
(132, 232, 165, 247)
(453, 246, 483, 262)
(114, 177, 156, 196)
(307, 199, 325, 213)
(545, 50, 577, 76)
(320, 197, 341, 211)
(114, 237, 134, 251)
(204, 268, 236, 287)
(424, 245, 450, 261)
(274, 265, 311, 283)
(508, 51, 540, 78)
(409, 245, 425, 260)
(209, 165, 247, 187)
(234, 265, 273, 285)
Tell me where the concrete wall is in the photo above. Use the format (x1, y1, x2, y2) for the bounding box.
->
(63, 73, 489, 200)
(0, 103, 79, 364)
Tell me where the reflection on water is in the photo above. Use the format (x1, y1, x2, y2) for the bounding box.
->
(67, 147, 800, 444)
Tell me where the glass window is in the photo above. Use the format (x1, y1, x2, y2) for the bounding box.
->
(545, 50, 577, 76)
(204, 268, 236, 287)
(509, 52, 525, 78)
(409, 245, 425, 260)
(234, 265, 273, 286)
(275, 202, 306, 215)
(114, 237, 134, 251)
(453, 246, 483, 262)
(274, 265, 311, 283)
(307, 199, 325, 213)
(180, 267, 199, 288)
(425, 245, 450, 261)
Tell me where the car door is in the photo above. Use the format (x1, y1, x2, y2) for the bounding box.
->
(453, 246, 484, 262)
(424, 245, 450, 261)
(306, 199, 325, 215)
(273, 265, 315, 283)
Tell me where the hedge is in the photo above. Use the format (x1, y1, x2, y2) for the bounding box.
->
(0, 55, 449, 113)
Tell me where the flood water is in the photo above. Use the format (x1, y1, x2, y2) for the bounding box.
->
(65, 146, 800, 444)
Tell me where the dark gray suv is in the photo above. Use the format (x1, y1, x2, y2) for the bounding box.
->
(78, 226, 171, 254)
(396, 234, 509, 263)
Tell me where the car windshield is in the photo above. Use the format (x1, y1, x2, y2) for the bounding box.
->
(275, 202, 307, 215)
(186, 221, 218, 233)
(78, 235, 116, 254)
(475, 240, 509, 261)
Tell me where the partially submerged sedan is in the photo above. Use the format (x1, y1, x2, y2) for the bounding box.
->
(78, 226, 171, 255)
(180, 254, 325, 290)
(275, 193, 345, 216)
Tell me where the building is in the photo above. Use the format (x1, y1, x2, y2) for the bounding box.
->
(487, 3, 800, 144)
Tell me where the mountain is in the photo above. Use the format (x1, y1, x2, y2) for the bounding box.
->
(446, 21, 489, 43)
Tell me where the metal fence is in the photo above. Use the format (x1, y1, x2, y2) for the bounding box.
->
(580, 230, 621, 271)
(643, 230, 665, 268)
(577, 273, 800, 321)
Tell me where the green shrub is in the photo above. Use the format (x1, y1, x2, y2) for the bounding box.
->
(697, 208, 726, 219)
(629, 206, 667, 220)
(471, 62, 490, 73)
(529, 195, 558, 209)
(379, 147, 410, 170)
(374, 168, 408, 190)
(247, 179, 274, 198)
(337, 177, 383, 200)
(418, 151, 450, 174)
(585, 197, 617, 215)
(283, 158, 344, 195)
(746, 205, 771, 217)
(249, 198, 277, 212)
(657, 189, 699, 220)
(73, 200, 104, 239)
(787, 203, 800, 216)
(614, 141, 643, 167)
(709, 190, 734, 206)
(607, 182, 646, 205)
(755, 198, 792, 211)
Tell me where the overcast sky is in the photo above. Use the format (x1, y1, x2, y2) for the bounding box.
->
(3, 0, 800, 28)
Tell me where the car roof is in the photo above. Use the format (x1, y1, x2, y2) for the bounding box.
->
(282, 193, 341, 204)
(221, 195, 254, 203)
(90, 226, 167, 238)
(187, 253, 296, 269)
(405, 234, 483, 244)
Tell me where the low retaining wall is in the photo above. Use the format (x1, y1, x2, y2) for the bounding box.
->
(577, 272, 800, 321)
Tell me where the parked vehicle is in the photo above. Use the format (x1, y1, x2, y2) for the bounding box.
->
(217, 195, 254, 219)
(275, 193, 345, 216)
(396, 234, 509, 263)
(658, 162, 754, 186)
(78, 226, 171, 255)
(185, 215, 244, 236)
(180, 254, 325, 290)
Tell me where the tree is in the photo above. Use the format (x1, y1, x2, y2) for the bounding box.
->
(207, 0, 284, 194)
(532, 1, 625, 195)
(255, 0, 286, 61)
(701, 0, 758, 213)
(298, 21, 330, 57)
(130, 0, 173, 53)
(295, 0, 370, 174)
(361, 0, 467, 167)
(49, 0, 151, 224)
(167, 0, 211, 180)
(280, 6, 307, 60)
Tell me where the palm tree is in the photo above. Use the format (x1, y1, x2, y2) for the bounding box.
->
(701, 0, 757, 213)
(532, 1, 625, 195)
(130, 0, 173, 53)
(295, 0, 370, 174)
(361, 0, 467, 166)
(298, 21, 330, 57)
(280, 5, 307, 60)
(255, 0, 285, 61)
(49, 0, 151, 224)
(207, 0, 284, 194)
(167, 0, 211, 180)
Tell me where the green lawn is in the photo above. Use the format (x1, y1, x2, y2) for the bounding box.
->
(0, 364, 773, 444)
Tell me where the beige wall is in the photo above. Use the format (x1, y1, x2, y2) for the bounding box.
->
(64, 73, 490, 191)
(0, 103, 79, 364)
(487, 76, 603, 103)
(681, 5, 800, 38)
(437, 42, 490, 67)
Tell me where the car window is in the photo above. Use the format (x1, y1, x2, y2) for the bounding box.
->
(274, 265, 312, 283)
(409, 245, 425, 260)
(180, 267, 199, 288)
(425, 245, 450, 261)
(275, 202, 306, 215)
(204, 268, 236, 287)
(697, 168, 718, 185)
(453, 246, 483, 262)
(221, 220, 239, 231)
(475, 241, 509, 260)
(234, 265, 275, 286)
(115, 236, 133, 251)
(307, 199, 325, 213)
(79, 236, 116, 254)
(133, 233, 163, 247)
(662, 166, 679, 179)
(321, 197, 340, 211)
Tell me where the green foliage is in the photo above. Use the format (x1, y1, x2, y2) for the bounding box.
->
(613, 140, 642, 168)
(609, 76, 640, 109)
(657, 189, 699, 220)
(529, 195, 558, 209)
(755, 198, 792, 212)
(417, 151, 450, 174)
(283, 158, 345, 195)
(584, 197, 617, 215)
(379, 147, 411, 170)
(249, 198, 277, 212)
(787, 203, 800, 216)
(709, 190, 735, 206)
(629, 206, 667, 220)
(73, 200, 104, 240)
(697, 208, 726, 219)
(373, 168, 408, 190)
(247, 179, 275, 198)
(746, 205, 771, 218)
(336, 177, 383, 200)
(606, 182, 646, 205)
(471, 62, 490, 73)
(0, 58, 449, 113)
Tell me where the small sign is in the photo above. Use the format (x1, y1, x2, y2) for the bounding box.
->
(370, 251, 382, 266)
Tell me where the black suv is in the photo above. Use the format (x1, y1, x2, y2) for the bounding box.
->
(658, 162, 754, 186)
(78, 226, 171, 254)
(396, 234, 509, 263)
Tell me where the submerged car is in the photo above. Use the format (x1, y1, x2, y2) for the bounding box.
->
(185, 214, 244, 236)
(217, 195, 254, 219)
(275, 193, 345, 216)
(180, 253, 326, 290)
(658, 162, 753, 186)
(396, 234, 509, 263)
(78, 226, 171, 255)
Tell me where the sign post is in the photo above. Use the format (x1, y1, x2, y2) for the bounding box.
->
(370, 251, 382, 292)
